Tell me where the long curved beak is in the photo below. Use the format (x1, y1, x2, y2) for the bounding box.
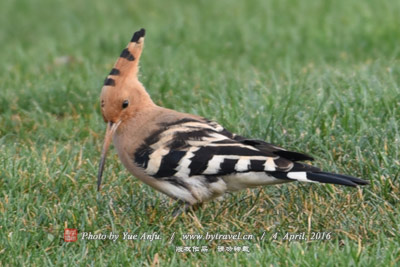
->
(97, 121, 121, 191)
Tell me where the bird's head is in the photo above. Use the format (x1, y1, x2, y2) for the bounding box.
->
(98, 28, 154, 191)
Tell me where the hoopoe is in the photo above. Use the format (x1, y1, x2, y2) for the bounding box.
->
(97, 28, 369, 215)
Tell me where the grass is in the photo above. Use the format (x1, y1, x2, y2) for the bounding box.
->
(1, 0, 399, 265)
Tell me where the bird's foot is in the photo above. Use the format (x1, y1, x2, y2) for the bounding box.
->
(171, 201, 191, 217)
(171, 201, 203, 217)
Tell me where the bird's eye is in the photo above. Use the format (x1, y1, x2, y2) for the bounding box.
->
(122, 100, 129, 109)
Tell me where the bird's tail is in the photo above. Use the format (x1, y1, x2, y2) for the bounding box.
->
(269, 162, 369, 187)
(305, 172, 368, 187)
(282, 170, 369, 187)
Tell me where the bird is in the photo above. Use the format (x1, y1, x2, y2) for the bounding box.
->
(97, 28, 369, 215)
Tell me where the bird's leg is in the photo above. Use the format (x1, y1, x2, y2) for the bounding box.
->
(171, 200, 191, 217)
(171, 201, 204, 217)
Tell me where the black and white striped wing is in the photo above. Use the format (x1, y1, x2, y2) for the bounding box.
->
(134, 118, 295, 179)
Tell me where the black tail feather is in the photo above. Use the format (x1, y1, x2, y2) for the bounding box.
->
(319, 172, 369, 185)
(306, 172, 369, 187)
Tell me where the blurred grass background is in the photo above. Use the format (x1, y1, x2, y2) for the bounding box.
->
(0, 0, 399, 265)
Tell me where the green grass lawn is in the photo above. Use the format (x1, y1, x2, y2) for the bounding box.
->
(1, 0, 399, 265)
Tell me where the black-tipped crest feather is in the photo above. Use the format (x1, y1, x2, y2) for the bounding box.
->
(131, 28, 145, 43)
(120, 48, 135, 61)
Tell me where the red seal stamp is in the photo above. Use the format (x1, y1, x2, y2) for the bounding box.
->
(64, 228, 78, 242)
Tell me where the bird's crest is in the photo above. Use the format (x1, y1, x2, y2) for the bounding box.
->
(103, 28, 145, 88)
